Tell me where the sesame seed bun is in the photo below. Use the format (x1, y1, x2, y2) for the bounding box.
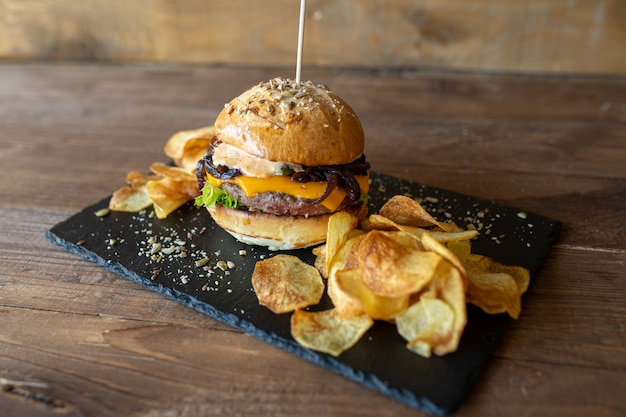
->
(214, 78, 364, 166)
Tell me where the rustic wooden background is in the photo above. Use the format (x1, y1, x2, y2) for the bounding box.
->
(1, 0, 625, 75)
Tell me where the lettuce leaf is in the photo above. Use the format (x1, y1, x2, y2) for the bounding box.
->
(194, 183, 241, 209)
(355, 193, 371, 206)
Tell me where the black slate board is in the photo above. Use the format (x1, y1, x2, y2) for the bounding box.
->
(46, 172, 561, 415)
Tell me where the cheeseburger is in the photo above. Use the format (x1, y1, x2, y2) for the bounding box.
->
(195, 77, 370, 250)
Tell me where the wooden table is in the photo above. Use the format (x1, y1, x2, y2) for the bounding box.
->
(1, 62, 624, 417)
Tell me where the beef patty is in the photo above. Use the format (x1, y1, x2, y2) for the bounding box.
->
(221, 182, 334, 217)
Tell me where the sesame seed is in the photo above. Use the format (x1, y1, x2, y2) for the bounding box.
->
(161, 246, 176, 255)
(150, 243, 162, 254)
(195, 257, 209, 267)
(95, 208, 110, 217)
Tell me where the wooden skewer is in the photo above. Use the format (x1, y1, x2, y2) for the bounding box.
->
(296, 0, 306, 84)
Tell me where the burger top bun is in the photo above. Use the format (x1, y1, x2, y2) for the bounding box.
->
(214, 77, 364, 167)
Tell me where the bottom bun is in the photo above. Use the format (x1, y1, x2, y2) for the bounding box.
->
(207, 203, 367, 251)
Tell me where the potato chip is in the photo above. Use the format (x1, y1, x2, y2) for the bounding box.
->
(361, 210, 471, 296)
(465, 254, 530, 294)
(164, 126, 214, 166)
(396, 296, 455, 358)
(379, 195, 455, 232)
(125, 170, 161, 188)
(361, 213, 401, 232)
(323, 233, 366, 317)
(424, 261, 467, 355)
(291, 308, 373, 357)
(149, 162, 197, 181)
(325, 232, 364, 279)
(362, 214, 477, 246)
(327, 270, 364, 318)
(144, 163, 199, 218)
(109, 184, 153, 212)
(109, 170, 161, 212)
(325, 211, 358, 277)
(180, 137, 211, 172)
(331, 269, 409, 320)
(426, 229, 479, 243)
(312, 244, 326, 258)
(145, 180, 186, 218)
(357, 230, 441, 298)
(252, 254, 324, 314)
(312, 244, 328, 279)
(408, 231, 467, 280)
(465, 270, 522, 319)
(445, 239, 472, 266)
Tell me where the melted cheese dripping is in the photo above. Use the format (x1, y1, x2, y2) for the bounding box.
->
(207, 173, 370, 212)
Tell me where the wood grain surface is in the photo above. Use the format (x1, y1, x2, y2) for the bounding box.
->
(0, 63, 625, 417)
(1, 0, 626, 75)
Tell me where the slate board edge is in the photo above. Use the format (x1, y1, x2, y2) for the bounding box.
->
(44, 229, 445, 415)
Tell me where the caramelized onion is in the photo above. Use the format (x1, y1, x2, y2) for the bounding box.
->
(292, 154, 370, 204)
(196, 140, 241, 189)
(197, 141, 370, 206)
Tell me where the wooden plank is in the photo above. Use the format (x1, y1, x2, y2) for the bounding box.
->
(0, 1, 625, 75)
(0, 308, 415, 417)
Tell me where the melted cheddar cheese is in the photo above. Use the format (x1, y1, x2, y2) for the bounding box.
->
(207, 173, 369, 212)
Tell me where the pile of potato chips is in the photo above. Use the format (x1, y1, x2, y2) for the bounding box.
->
(109, 126, 214, 218)
(110, 125, 530, 358)
(254, 195, 530, 358)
